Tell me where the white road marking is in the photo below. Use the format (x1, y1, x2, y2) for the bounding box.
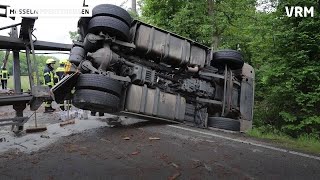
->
(168, 125, 320, 161)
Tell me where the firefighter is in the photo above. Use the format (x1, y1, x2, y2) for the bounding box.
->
(43, 58, 57, 113)
(56, 59, 68, 81)
(0, 67, 9, 90)
(55, 59, 69, 111)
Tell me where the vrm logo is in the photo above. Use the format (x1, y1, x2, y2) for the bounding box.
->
(285, 6, 314, 17)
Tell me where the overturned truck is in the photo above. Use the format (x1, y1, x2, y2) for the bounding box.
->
(55, 4, 254, 132)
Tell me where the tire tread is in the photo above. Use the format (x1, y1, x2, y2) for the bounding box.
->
(92, 4, 132, 26)
(212, 49, 244, 70)
(72, 89, 120, 113)
(75, 74, 122, 97)
(208, 117, 240, 131)
(87, 16, 130, 41)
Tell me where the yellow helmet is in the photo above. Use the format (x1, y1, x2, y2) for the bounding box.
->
(59, 59, 69, 65)
(46, 58, 56, 64)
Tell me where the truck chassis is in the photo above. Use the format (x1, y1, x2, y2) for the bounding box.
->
(57, 4, 255, 132)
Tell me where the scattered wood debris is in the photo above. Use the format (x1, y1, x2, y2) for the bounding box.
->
(149, 137, 160, 140)
(168, 172, 181, 180)
(40, 135, 50, 139)
(192, 159, 203, 169)
(60, 119, 75, 127)
(100, 138, 110, 142)
(131, 151, 140, 155)
(26, 127, 47, 133)
(171, 162, 179, 169)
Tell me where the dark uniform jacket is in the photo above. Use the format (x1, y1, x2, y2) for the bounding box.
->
(43, 65, 55, 87)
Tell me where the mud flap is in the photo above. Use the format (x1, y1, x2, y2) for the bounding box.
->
(51, 72, 80, 104)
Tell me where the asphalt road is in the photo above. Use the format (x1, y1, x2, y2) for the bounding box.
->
(0, 119, 319, 180)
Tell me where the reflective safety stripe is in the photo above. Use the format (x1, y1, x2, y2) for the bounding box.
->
(44, 101, 52, 107)
(43, 70, 55, 86)
(46, 82, 54, 86)
(1, 70, 8, 80)
(56, 67, 65, 72)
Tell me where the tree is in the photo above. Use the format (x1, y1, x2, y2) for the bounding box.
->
(69, 31, 79, 41)
(140, 0, 256, 48)
(140, 0, 187, 30)
(132, 0, 137, 14)
(256, 0, 320, 137)
(140, 0, 320, 138)
(0, 51, 58, 85)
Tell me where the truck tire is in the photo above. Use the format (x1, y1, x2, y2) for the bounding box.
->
(75, 74, 122, 97)
(207, 117, 240, 131)
(87, 16, 130, 41)
(211, 50, 244, 70)
(92, 4, 132, 26)
(72, 89, 120, 113)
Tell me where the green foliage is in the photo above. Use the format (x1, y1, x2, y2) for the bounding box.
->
(7, 76, 30, 92)
(0, 51, 58, 86)
(255, 0, 320, 138)
(248, 127, 320, 154)
(128, 10, 140, 20)
(141, 0, 256, 47)
(168, 0, 212, 45)
(69, 31, 79, 41)
(140, 0, 320, 139)
(140, 0, 187, 30)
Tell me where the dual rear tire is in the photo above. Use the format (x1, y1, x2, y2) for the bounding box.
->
(72, 74, 123, 113)
(78, 4, 132, 42)
(75, 5, 131, 112)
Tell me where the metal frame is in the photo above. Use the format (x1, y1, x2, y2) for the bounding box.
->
(0, 35, 72, 51)
(0, 16, 72, 132)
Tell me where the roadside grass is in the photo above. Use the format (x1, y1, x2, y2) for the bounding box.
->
(7, 76, 30, 92)
(247, 128, 320, 154)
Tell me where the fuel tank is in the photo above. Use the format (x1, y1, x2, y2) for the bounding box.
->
(125, 84, 186, 122)
(131, 21, 210, 68)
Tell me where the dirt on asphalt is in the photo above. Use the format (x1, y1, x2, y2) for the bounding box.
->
(0, 105, 319, 179)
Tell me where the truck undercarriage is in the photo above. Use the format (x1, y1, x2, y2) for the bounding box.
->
(54, 4, 255, 132)
(0, 4, 254, 133)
